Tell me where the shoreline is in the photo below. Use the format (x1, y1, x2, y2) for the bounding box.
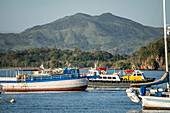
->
(0, 67, 169, 71)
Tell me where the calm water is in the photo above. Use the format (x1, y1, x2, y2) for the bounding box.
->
(0, 69, 170, 113)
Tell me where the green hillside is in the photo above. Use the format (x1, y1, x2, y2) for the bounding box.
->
(0, 37, 169, 70)
(129, 36, 170, 70)
(0, 13, 163, 54)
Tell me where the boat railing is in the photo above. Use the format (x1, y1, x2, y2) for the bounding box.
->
(0, 69, 16, 78)
(0, 69, 87, 82)
(17, 73, 85, 82)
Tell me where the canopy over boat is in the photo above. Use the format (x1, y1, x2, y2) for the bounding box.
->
(18, 69, 38, 71)
(130, 72, 169, 87)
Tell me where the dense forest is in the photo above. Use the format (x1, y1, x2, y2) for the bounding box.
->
(0, 47, 130, 69)
(129, 36, 170, 70)
(0, 37, 169, 70)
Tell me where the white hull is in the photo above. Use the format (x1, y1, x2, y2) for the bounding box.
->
(141, 96, 170, 110)
(1, 78, 88, 92)
(127, 0, 170, 110)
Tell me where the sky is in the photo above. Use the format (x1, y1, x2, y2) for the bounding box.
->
(0, 0, 170, 33)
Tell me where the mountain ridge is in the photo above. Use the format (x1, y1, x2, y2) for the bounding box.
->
(0, 13, 163, 54)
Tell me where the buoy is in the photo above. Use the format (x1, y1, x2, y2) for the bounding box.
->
(10, 99, 15, 103)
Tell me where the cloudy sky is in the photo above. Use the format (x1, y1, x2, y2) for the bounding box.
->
(0, 0, 170, 33)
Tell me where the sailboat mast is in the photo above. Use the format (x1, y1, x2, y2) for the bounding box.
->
(163, 0, 169, 89)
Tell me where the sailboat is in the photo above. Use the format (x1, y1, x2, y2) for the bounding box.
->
(126, 0, 170, 110)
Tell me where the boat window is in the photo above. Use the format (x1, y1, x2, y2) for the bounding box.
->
(108, 77, 111, 79)
(137, 74, 142, 76)
(113, 77, 116, 79)
(94, 72, 97, 75)
(77, 69, 79, 74)
(99, 77, 102, 79)
(103, 77, 107, 79)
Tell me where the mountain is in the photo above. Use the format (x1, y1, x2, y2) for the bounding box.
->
(0, 13, 163, 54)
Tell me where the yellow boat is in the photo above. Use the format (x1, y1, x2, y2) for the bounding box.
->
(122, 70, 145, 81)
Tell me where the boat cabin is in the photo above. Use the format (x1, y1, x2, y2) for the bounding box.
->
(96, 73, 121, 81)
(87, 67, 120, 81)
(122, 70, 145, 81)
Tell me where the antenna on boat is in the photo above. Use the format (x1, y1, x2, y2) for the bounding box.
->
(163, 0, 169, 90)
(95, 63, 97, 69)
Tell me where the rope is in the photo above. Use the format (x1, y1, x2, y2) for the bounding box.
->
(0, 97, 15, 103)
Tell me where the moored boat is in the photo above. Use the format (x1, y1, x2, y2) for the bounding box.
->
(86, 66, 155, 88)
(126, 0, 170, 110)
(0, 67, 88, 92)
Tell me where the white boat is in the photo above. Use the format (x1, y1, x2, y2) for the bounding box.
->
(126, 0, 170, 110)
(87, 66, 154, 88)
(0, 67, 88, 92)
(141, 95, 170, 110)
(87, 67, 120, 81)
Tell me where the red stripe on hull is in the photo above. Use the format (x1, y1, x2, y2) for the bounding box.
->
(3, 85, 87, 92)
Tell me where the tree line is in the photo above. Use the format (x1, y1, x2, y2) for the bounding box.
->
(0, 47, 130, 69)
(1, 36, 169, 70)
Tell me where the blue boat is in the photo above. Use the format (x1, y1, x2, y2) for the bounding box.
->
(0, 67, 88, 92)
